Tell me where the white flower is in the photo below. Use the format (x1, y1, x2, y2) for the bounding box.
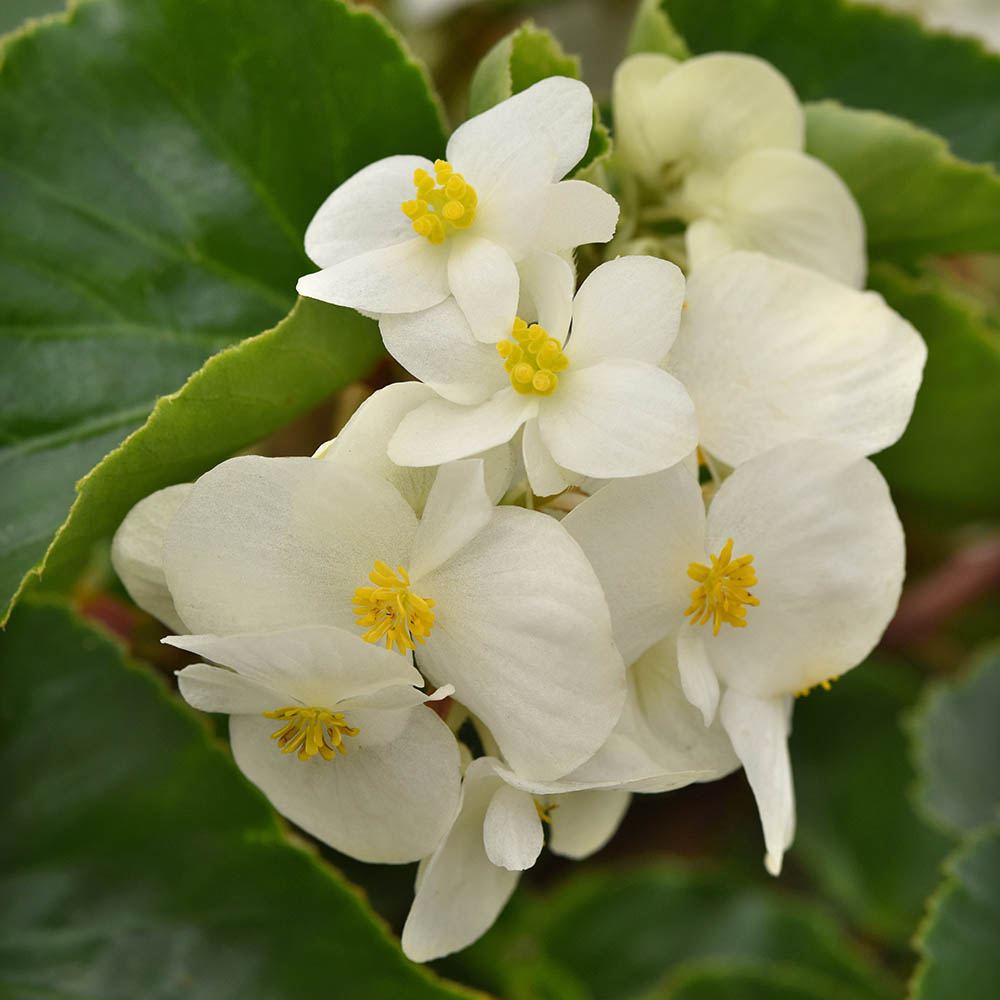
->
(564, 440, 906, 874)
(382, 255, 698, 496)
(169, 626, 460, 864)
(669, 252, 926, 467)
(297, 77, 619, 343)
(158, 457, 626, 782)
(613, 52, 866, 286)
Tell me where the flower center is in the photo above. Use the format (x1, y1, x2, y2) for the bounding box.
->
(497, 317, 570, 396)
(262, 706, 359, 762)
(352, 560, 436, 655)
(685, 538, 760, 636)
(401, 159, 478, 245)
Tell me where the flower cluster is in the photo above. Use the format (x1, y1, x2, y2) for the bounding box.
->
(113, 66, 926, 962)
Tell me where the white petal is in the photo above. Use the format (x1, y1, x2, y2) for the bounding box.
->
(230, 706, 461, 864)
(522, 418, 574, 497)
(537, 361, 697, 479)
(670, 251, 927, 465)
(447, 76, 594, 187)
(548, 789, 631, 860)
(303, 155, 434, 268)
(675, 629, 720, 727)
(612, 53, 680, 187)
(516, 251, 575, 339)
(703, 440, 905, 699)
(686, 149, 867, 288)
(163, 457, 417, 636)
(378, 298, 504, 405)
(296, 237, 449, 314)
(719, 688, 795, 876)
(535, 180, 620, 252)
(175, 662, 284, 715)
(111, 484, 192, 633)
(483, 784, 543, 871)
(563, 467, 705, 665)
(568, 256, 686, 367)
(409, 460, 493, 581)
(448, 235, 520, 343)
(402, 758, 520, 962)
(165, 626, 422, 707)
(388, 390, 537, 467)
(417, 507, 626, 780)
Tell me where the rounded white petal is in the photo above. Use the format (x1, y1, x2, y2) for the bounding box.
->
(111, 484, 192, 633)
(612, 52, 679, 187)
(163, 457, 417, 636)
(417, 506, 627, 781)
(303, 155, 434, 268)
(296, 237, 449, 314)
(719, 688, 795, 876)
(483, 783, 544, 871)
(703, 440, 905, 699)
(378, 298, 505, 405)
(388, 390, 537, 467)
(548, 789, 631, 860)
(563, 467, 705, 666)
(517, 251, 575, 340)
(537, 361, 698, 479)
(231, 706, 461, 864)
(568, 255, 686, 367)
(670, 251, 927, 465)
(521, 418, 574, 497)
(685, 149, 867, 288)
(535, 179, 620, 252)
(402, 758, 520, 962)
(448, 235, 520, 343)
(176, 662, 284, 716)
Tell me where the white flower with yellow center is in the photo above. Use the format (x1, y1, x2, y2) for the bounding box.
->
(563, 440, 906, 875)
(380, 254, 698, 496)
(154, 458, 625, 782)
(169, 626, 460, 864)
(613, 52, 866, 286)
(296, 77, 619, 343)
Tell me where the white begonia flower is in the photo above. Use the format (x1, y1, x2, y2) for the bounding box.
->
(160, 457, 626, 782)
(381, 254, 698, 496)
(670, 252, 926, 468)
(296, 77, 619, 343)
(168, 626, 460, 864)
(612, 52, 866, 286)
(563, 440, 906, 875)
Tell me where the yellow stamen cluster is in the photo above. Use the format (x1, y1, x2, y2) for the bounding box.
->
(262, 706, 359, 762)
(401, 160, 477, 245)
(685, 538, 760, 636)
(534, 799, 558, 825)
(352, 561, 436, 655)
(795, 676, 840, 698)
(497, 317, 570, 396)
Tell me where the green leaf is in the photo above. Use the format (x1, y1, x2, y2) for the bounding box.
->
(910, 825, 1000, 1000)
(909, 644, 1000, 836)
(467, 21, 609, 173)
(0, 0, 445, 620)
(806, 101, 1000, 260)
(0, 0, 61, 35)
(627, 0, 690, 59)
(790, 660, 952, 945)
(0, 601, 476, 999)
(869, 265, 1000, 517)
(657, 0, 1000, 166)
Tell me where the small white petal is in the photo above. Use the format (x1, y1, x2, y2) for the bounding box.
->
(535, 180, 620, 252)
(612, 53, 680, 187)
(521, 418, 574, 497)
(538, 361, 697, 479)
(548, 789, 631, 860)
(448, 235, 521, 343)
(517, 251, 575, 339)
(719, 688, 795, 876)
(483, 784, 544, 871)
(675, 629, 720, 727)
(176, 662, 284, 715)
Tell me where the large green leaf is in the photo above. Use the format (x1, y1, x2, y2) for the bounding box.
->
(909, 644, 1000, 836)
(789, 661, 953, 945)
(910, 825, 1000, 1000)
(0, 0, 445, 620)
(647, 959, 868, 1000)
(805, 102, 1000, 260)
(0, 0, 61, 35)
(658, 0, 1000, 166)
(869, 265, 1000, 517)
(0, 601, 477, 999)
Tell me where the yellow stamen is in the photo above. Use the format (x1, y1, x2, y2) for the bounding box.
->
(261, 706, 359, 762)
(497, 317, 570, 397)
(685, 538, 760, 636)
(401, 159, 478, 245)
(534, 799, 558, 825)
(795, 676, 840, 698)
(352, 560, 435, 655)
